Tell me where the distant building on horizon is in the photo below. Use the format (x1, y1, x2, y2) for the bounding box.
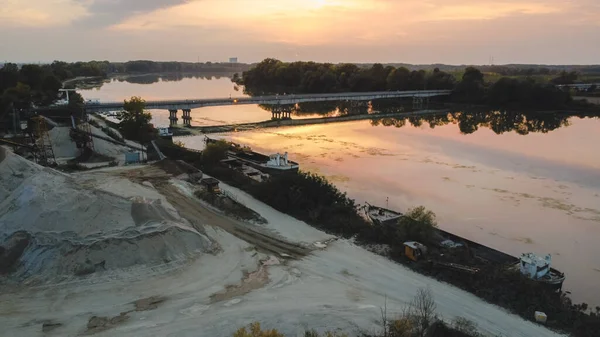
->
(229, 57, 238, 64)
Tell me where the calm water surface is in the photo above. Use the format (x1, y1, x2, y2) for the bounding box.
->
(80, 76, 600, 306)
(79, 76, 325, 126)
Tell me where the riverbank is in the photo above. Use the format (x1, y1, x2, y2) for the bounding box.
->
(155, 139, 600, 337)
(0, 148, 563, 337)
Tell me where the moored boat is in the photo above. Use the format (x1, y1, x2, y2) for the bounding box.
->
(363, 203, 566, 289)
(515, 252, 566, 291)
(362, 203, 403, 226)
(205, 136, 299, 174)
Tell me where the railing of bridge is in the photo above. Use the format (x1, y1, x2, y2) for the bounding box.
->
(84, 90, 453, 107)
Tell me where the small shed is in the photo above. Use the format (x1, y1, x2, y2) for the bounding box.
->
(404, 241, 427, 262)
(200, 178, 221, 193)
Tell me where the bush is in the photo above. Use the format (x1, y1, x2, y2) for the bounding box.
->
(249, 171, 367, 238)
(395, 206, 438, 244)
(233, 323, 284, 337)
(202, 140, 229, 163)
(408, 288, 437, 337)
(452, 317, 482, 337)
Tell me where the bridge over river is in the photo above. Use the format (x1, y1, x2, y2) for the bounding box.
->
(83, 90, 452, 125)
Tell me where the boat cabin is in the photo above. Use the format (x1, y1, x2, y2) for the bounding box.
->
(266, 152, 290, 167)
(519, 253, 551, 279)
(404, 241, 427, 262)
(157, 127, 173, 137)
(200, 178, 221, 193)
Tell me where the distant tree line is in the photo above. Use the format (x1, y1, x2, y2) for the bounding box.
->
(108, 61, 249, 74)
(233, 58, 456, 95)
(480, 65, 557, 76)
(235, 59, 580, 109)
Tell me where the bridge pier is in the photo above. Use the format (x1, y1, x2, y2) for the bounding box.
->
(271, 110, 293, 120)
(271, 105, 293, 120)
(412, 96, 429, 110)
(169, 110, 178, 126)
(182, 109, 192, 126)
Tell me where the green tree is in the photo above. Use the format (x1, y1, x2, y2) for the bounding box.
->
(0, 63, 19, 93)
(396, 206, 438, 243)
(117, 96, 155, 143)
(386, 67, 410, 91)
(2, 82, 32, 110)
(453, 67, 485, 103)
(551, 71, 578, 85)
(202, 140, 230, 163)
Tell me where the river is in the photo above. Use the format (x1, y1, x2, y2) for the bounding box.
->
(79, 75, 600, 306)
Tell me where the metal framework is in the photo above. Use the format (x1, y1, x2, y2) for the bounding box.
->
(70, 111, 95, 154)
(31, 116, 56, 166)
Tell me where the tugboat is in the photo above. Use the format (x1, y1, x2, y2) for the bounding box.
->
(516, 253, 566, 291)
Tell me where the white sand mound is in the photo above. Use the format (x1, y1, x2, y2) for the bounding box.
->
(0, 147, 216, 283)
(48, 126, 78, 159)
(48, 125, 145, 163)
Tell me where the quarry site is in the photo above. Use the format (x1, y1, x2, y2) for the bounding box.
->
(0, 119, 566, 337)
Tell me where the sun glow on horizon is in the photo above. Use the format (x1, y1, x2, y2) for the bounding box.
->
(101, 0, 593, 53)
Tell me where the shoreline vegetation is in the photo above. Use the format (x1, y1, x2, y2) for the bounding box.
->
(233, 59, 599, 111)
(155, 138, 600, 337)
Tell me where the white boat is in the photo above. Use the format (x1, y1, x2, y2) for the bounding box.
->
(157, 127, 173, 137)
(206, 136, 299, 174)
(516, 253, 566, 290)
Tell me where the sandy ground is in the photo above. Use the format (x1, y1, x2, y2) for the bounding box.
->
(0, 148, 216, 284)
(88, 115, 145, 151)
(48, 123, 144, 164)
(0, 153, 564, 337)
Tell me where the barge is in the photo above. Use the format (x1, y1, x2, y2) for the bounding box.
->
(205, 136, 299, 174)
(364, 203, 566, 290)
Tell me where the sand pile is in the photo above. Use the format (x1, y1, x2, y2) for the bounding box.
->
(0, 147, 216, 283)
(48, 126, 78, 159)
(48, 125, 145, 163)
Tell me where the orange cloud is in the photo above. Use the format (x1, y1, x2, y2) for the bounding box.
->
(108, 0, 581, 46)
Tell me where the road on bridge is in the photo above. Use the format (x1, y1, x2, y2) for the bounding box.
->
(83, 90, 452, 112)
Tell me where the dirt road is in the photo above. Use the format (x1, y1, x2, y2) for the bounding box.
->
(155, 182, 312, 259)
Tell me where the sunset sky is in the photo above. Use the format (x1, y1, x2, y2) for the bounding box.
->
(1, 0, 599, 64)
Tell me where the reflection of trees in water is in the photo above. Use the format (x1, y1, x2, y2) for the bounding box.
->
(258, 100, 372, 117)
(78, 73, 233, 89)
(118, 74, 161, 84)
(257, 98, 431, 117)
(72, 78, 111, 90)
(370, 111, 584, 135)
